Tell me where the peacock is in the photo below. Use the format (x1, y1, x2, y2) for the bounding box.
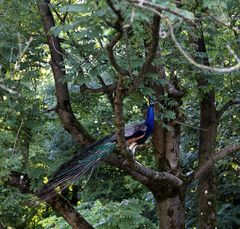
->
(37, 98, 154, 200)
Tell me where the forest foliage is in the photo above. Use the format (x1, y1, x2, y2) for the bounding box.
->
(0, 0, 239, 228)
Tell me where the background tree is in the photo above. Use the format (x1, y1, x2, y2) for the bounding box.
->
(0, 0, 239, 228)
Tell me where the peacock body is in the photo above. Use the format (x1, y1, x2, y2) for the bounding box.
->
(37, 102, 154, 200)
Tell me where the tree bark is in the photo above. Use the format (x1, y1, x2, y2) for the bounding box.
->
(37, 1, 94, 228)
(196, 33, 217, 229)
(151, 66, 185, 228)
(47, 196, 94, 229)
(153, 122, 185, 229)
(157, 194, 185, 229)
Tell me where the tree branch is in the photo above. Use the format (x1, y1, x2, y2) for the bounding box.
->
(97, 75, 115, 109)
(167, 20, 240, 73)
(51, 5, 68, 24)
(217, 99, 240, 120)
(47, 195, 94, 229)
(148, 64, 185, 98)
(187, 143, 240, 183)
(106, 154, 150, 186)
(5, 171, 93, 229)
(106, 32, 129, 76)
(135, 2, 240, 73)
(105, 0, 130, 76)
(106, 153, 183, 189)
(114, 75, 132, 158)
(37, 0, 94, 146)
(80, 82, 117, 94)
(106, 0, 124, 23)
(125, 14, 160, 96)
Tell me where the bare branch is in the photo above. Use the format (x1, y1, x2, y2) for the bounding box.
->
(124, 29, 134, 78)
(175, 121, 208, 131)
(106, 154, 150, 186)
(46, 195, 94, 229)
(51, 5, 66, 24)
(168, 20, 240, 73)
(217, 99, 240, 120)
(134, 2, 240, 73)
(0, 79, 18, 95)
(188, 143, 240, 183)
(105, 0, 131, 76)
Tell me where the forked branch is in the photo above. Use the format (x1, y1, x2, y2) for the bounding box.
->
(187, 143, 240, 184)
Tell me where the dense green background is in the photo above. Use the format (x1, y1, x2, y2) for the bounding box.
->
(0, 0, 239, 228)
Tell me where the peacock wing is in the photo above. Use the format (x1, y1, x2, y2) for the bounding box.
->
(124, 122, 147, 137)
(109, 122, 147, 142)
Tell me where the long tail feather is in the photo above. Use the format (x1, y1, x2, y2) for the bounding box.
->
(36, 140, 116, 200)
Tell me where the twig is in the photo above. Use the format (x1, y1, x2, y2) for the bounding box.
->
(17, 36, 34, 61)
(13, 119, 24, 154)
(10, 36, 33, 77)
(51, 37, 65, 57)
(106, 0, 130, 76)
(97, 75, 115, 109)
(175, 121, 208, 131)
(204, 12, 240, 33)
(51, 5, 68, 24)
(0, 79, 18, 95)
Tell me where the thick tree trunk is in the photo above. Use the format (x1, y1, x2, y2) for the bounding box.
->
(153, 122, 185, 229)
(196, 34, 217, 229)
(149, 62, 185, 228)
(198, 91, 217, 229)
(157, 194, 185, 229)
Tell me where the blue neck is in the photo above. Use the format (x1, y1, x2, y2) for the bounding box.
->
(144, 104, 154, 137)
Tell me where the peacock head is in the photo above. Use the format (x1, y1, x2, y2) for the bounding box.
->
(146, 96, 154, 107)
(145, 97, 154, 132)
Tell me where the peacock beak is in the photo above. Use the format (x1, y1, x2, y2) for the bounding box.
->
(144, 96, 154, 107)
